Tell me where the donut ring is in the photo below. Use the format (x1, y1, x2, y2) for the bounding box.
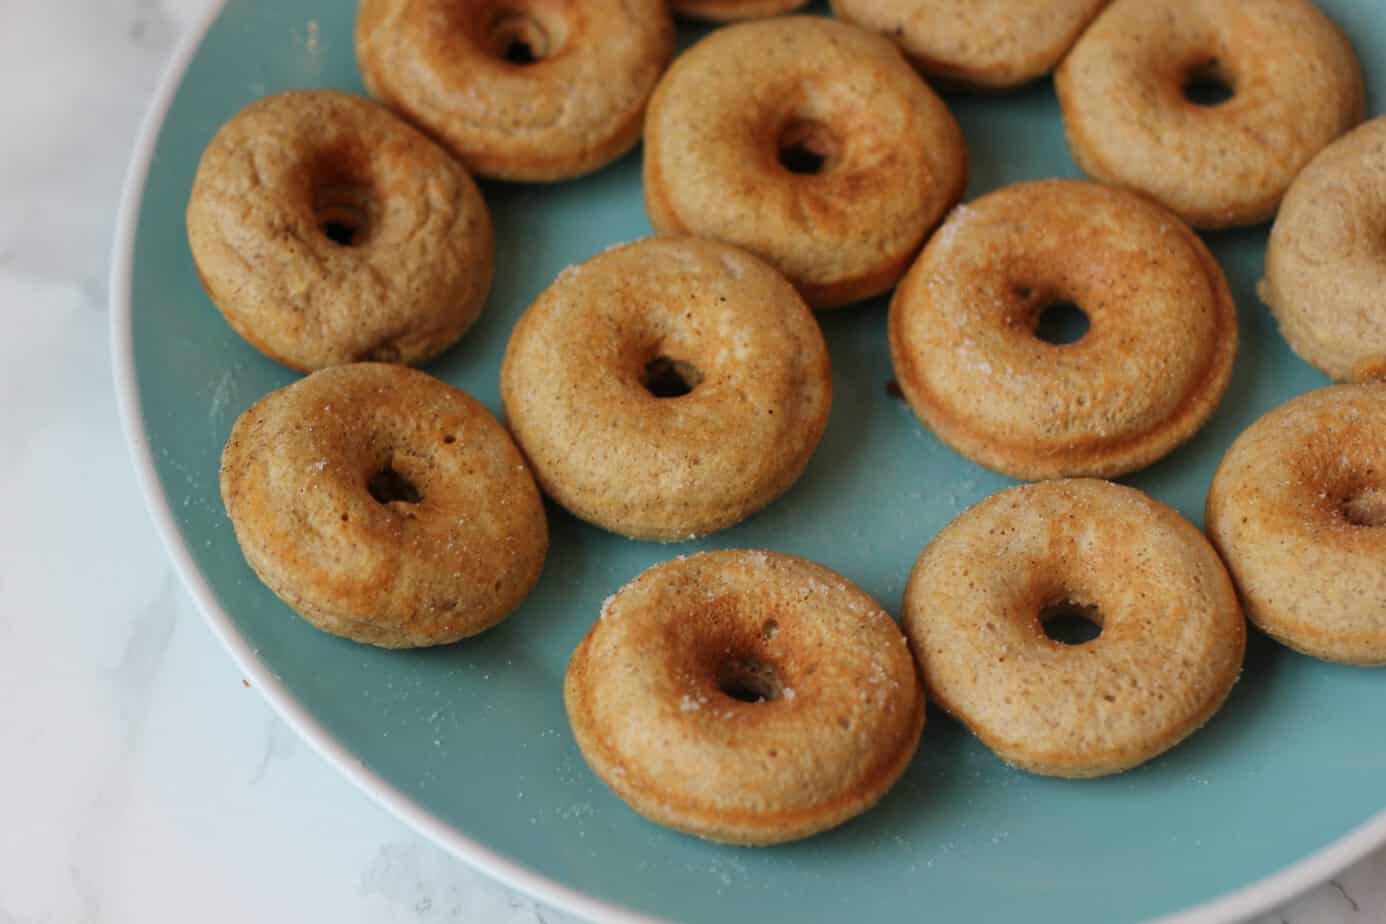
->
(220, 363, 548, 648)
(1207, 385, 1386, 666)
(565, 550, 924, 844)
(643, 17, 968, 309)
(356, 0, 673, 182)
(888, 180, 1237, 480)
(903, 479, 1245, 778)
(186, 90, 492, 371)
(832, 0, 1109, 90)
(673, 0, 809, 22)
(1056, 0, 1364, 229)
(500, 237, 831, 541)
(1261, 116, 1386, 384)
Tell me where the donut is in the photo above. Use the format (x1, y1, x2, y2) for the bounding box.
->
(832, 0, 1109, 90)
(220, 363, 547, 648)
(643, 17, 968, 309)
(500, 237, 831, 541)
(186, 90, 492, 371)
(1260, 116, 1386, 384)
(888, 179, 1237, 480)
(1056, 0, 1364, 229)
(672, 0, 809, 22)
(1206, 385, 1386, 666)
(903, 479, 1245, 777)
(356, 0, 673, 182)
(565, 550, 924, 844)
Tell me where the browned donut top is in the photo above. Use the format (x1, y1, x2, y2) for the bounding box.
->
(1057, 0, 1363, 228)
(186, 90, 493, 371)
(889, 179, 1236, 480)
(1206, 385, 1386, 665)
(565, 550, 923, 843)
(220, 363, 547, 648)
(356, 0, 673, 181)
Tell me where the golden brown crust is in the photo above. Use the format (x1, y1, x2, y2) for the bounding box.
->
(1056, 0, 1364, 229)
(672, 0, 809, 21)
(1206, 385, 1386, 666)
(1260, 116, 1386, 383)
(500, 237, 831, 541)
(904, 479, 1246, 777)
(565, 550, 924, 844)
(832, 0, 1109, 90)
(186, 90, 493, 371)
(888, 179, 1237, 480)
(220, 364, 548, 648)
(356, 0, 673, 182)
(642, 16, 967, 309)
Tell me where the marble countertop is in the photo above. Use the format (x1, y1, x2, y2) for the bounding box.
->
(1, 1, 1382, 921)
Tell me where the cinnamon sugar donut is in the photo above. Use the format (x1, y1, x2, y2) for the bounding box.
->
(888, 180, 1237, 480)
(643, 16, 967, 308)
(356, 0, 673, 181)
(565, 550, 924, 844)
(673, 0, 809, 21)
(220, 363, 547, 648)
(832, 0, 1109, 90)
(187, 90, 493, 371)
(1207, 385, 1386, 666)
(1260, 116, 1386, 384)
(903, 479, 1245, 777)
(1056, 0, 1364, 229)
(500, 237, 831, 541)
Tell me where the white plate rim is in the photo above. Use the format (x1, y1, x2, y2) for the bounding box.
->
(108, 2, 1386, 921)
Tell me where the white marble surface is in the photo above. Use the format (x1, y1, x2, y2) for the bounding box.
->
(0, 1, 1383, 922)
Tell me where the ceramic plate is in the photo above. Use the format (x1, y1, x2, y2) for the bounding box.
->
(112, 2, 1386, 921)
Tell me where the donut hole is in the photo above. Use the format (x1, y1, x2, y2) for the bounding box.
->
(1342, 487, 1386, 527)
(642, 355, 703, 399)
(367, 464, 423, 506)
(312, 170, 375, 248)
(776, 119, 840, 176)
(484, 7, 564, 65)
(1032, 299, 1091, 346)
(717, 656, 783, 704)
(1040, 600, 1104, 646)
(1182, 59, 1236, 107)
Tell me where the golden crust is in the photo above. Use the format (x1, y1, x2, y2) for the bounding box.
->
(904, 479, 1246, 778)
(500, 237, 831, 541)
(642, 17, 967, 309)
(888, 179, 1237, 481)
(1056, 0, 1364, 229)
(356, 0, 673, 182)
(672, 0, 809, 21)
(186, 90, 493, 371)
(1260, 116, 1386, 383)
(1206, 385, 1386, 666)
(219, 364, 548, 648)
(832, 0, 1109, 90)
(565, 550, 924, 844)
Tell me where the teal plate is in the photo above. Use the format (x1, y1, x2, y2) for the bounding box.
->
(112, 3, 1386, 922)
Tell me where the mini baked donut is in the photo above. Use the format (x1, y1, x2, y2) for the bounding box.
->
(500, 237, 831, 541)
(1056, 0, 1363, 229)
(1207, 386, 1386, 666)
(220, 363, 547, 648)
(187, 90, 492, 371)
(903, 479, 1245, 778)
(832, 0, 1109, 90)
(888, 179, 1237, 480)
(1261, 116, 1386, 384)
(356, 0, 673, 182)
(672, 0, 809, 22)
(643, 16, 967, 309)
(566, 550, 924, 844)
